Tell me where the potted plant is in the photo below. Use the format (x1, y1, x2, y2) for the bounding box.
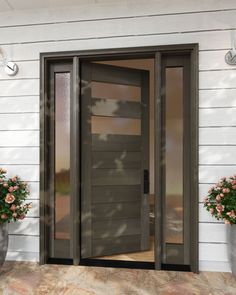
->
(204, 175, 236, 277)
(0, 168, 31, 267)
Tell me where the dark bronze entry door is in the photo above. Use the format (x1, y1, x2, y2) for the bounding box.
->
(81, 62, 150, 259)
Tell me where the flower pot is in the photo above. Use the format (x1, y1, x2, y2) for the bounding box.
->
(0, 223, 8, 267)
(228, 224, 236, 277)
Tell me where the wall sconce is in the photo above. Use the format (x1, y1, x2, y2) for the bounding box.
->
(225, 40, 236, 65)
(0, 47, 19, 76)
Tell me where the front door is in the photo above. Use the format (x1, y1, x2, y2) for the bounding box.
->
(81, 62, 150, 259)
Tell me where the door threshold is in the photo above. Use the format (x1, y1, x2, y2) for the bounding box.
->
(80, 258, 155, 270)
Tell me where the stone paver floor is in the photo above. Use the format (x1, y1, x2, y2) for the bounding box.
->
(0, 262, 236, 295)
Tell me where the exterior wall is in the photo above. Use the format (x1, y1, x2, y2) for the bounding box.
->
(1, 0, 236, 272)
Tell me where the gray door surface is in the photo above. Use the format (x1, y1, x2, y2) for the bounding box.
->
(81, 62, 150, 258)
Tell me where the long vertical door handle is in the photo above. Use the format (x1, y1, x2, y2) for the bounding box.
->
(143, 169, 149, 194)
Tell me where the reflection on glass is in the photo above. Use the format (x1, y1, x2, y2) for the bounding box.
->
(92, 116, 141, 135)
(165, 67, 183, 244)
(92, 82, 141, 102)
(55, 73, 70, 240)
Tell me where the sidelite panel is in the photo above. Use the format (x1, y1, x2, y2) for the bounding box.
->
(55, 73, 71, 240)
(81, 62, 150, 259)
(161, 56, 191, 266)
(47, 62, 73, 259)
(165, 67, 183, 245)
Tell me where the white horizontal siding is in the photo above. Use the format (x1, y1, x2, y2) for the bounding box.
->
(200, 108, 236, 127)
(9, 218, 39, 236)
(199, 146, 236, 165)
(199, 89, 236, 108)
(8, 235, 39, 252)
(0, 96, 39, 113)
(199, 261, 231, 272)
(6, 251, 39, 262)
(200, 70, 236, 90)
(2, 165, 39, 181)
(0, 30, 234, 64)
(199, 243, 228, 262)
(199, 166, 236, 183)
(1, 1, 235, 271)
(200, 51, 236, 71)
(27, 182, 40, 200)
(0, 147, 39, 164)
(1, 10, 236, 46)
(0, 80, 39, 96)
(199, 223, 228, 243)
(199, 127, 236, 145)
(1, 0, 236, 27)
(0, 130, 39, 147)
(0, 114, 39, 130)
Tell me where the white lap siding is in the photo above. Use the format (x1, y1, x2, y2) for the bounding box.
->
(0, 0, 235, 271)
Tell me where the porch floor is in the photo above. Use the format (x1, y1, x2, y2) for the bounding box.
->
(0, 262, 236, 295)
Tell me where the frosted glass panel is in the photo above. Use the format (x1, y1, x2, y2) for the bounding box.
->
(165, 67, 183, 244)
(55, 73, 70, 240)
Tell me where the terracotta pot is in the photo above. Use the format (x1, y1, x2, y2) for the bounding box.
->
(0, 223, 8, 267)
(228, 224, 236, 277)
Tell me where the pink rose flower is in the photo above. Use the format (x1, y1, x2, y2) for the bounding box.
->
(3, 183, 8, 188)
(10, 204, 17, 211)
(222, 188, 230, 193)
(12, 213, 17, 218)
(209, 208, 214, 214)
(5, 193, 15, 204)
(13, 186, 18, 190)
(11, 177, 17, 182)
(8, 186, 14, 192)
(226, 210, 236, 218)
(220, 193, 224, 198)
(216, 195, 221, 202)
(0, 213, 7, 219)
(233, 185, 236, 190)
(216, 204, 224, 212)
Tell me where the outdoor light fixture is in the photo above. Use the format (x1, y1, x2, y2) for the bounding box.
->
(225, 41, 236, 65)
(0, 47, 19, 76)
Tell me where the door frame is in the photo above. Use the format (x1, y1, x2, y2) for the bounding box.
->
(40, 44, 199, 272)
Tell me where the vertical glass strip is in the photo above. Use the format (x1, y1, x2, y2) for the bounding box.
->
(55, 73, 71, 240)
(165, 67, 184, 245)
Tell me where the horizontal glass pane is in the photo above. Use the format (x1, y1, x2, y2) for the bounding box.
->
(92, 82, 141, 102)
(165, 67, 184, 245)
(92, 116, 141, 135)
(55, 73, 70, 240)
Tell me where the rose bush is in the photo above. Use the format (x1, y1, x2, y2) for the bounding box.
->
(204, 175, 236, 225)
(0, 168, 31, 223)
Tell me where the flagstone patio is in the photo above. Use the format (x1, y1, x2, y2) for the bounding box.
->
(0, 262, 236, 295)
